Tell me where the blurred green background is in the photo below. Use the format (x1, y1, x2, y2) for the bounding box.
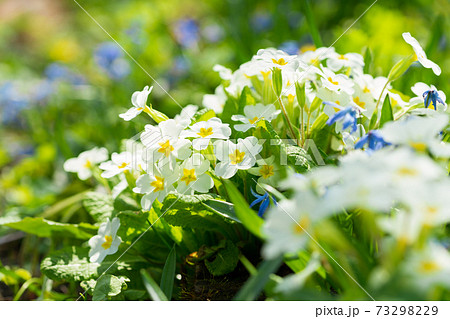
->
(0, 0, 449, 299)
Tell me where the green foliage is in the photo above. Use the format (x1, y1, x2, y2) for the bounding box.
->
(161, 193, 235, 235)
(83, 192, 114, 222)
(234, 256, 284, 301)
(0, 217, 96, 240)
(92, 275, 129, 301)
(222, 179, 263, 238)
(140, 270, 168, 301)
(160, 245, 177, 300)
(379, 95, 394, 127)
(40, 246, 146, 282)
(204, 240, 240, 276)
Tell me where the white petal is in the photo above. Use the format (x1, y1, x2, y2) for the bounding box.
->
(215, 162, 238, 179)
(192, 174, 214, 193)
(119, 107, 143, 121)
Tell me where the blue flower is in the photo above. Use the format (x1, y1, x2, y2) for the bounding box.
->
(250, 188, 276, 217)
(45, 63, 85, 85)
(355, 130, 390, 151)
(251, 12, 273, 33)
(173, 19, 199, 49)
(94, 42, 130, 80)
(325, 103, 358, 133)
(279, 41, 299, 55)
(423, 89, 445, 110)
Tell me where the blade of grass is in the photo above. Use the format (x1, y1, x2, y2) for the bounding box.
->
(140, 269, 168, 301)
(302, 0, 323, 47)
(160, 245, 176, 300)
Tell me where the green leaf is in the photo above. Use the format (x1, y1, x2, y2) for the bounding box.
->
(83, 192, 114, 222)
(113, 194, 140, 212)
(387, 54, 415, 82)
(363, 47, 372, 74)
(271, 67, 283, 97)
(301, 0, 323, 47)
(203, 199, 241, 223)
(192, 108, 216, 124)
(234, 256, 284, 301)
(238, 86, 256, 114)
(116, 211, 149, 243)
(286, 145, 311, 173)
(160, 245, 177, 300)
(222, 180, 263, 238)
(379, 95, 394, 128)
(41, 246, 146, 282)
(0, 217, 96, 240)
(161, 193, 235, 235)
(369, 109, 378, 130)
(204, 240, 240, 276)
(92, 275, 128, 301)
(309, 112, 332, 153)
(140, 269, 168, 301)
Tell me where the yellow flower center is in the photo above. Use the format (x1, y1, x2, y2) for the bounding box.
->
(328, 77, 339, 85)
(363, 86, 370, 93)
(84, 160, 92, 168)
(353, 96, 366, 109)
(259, 164, 274, 179)
(229, 149, 246, 165)
(338, 54, 347, 60)
(397, 167, 418, 176)
(272, 58, 288, 66)
(197, 127, 214, 138)
(426, 206, 438, 215)
(101, 235, 113, 250)
(409, 142, 427, 153)
(333, 101, 341, 112)
(261, 70, 271, 80)
(151, 176, 165, 192)
(180, 168, 197, 186)
(158, 140, 174, 157)
(249, 116, 260, 124)
(293, 216, 310, 234)
(136, 107, 144, 111)
(419, 261, 440, 273)
(288, 94, 295, 104)
(118, 162, 128, 169)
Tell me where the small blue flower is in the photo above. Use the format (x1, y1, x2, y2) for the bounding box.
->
(355, 130, 390, 151)
(251, 12, 273, 33)
(423, 90, 445, 110)
(173, 19, 199, 49)
(45, 63, 85, 85)
(250, 188, 276, 217)
(325, 103, 358, 133)
(279, 41, 299, 55)
(94, 42, 130, 80)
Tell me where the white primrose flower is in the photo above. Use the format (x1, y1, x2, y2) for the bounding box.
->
(99, 151, 133, 178)
(174, 104, 198, 128)
(319, 67, 354, 95)
(224, 69, 252, 97)
(212, 64, 233, 81)
(402, 32, 441, 76)
(298, 47, 336, 66)
(177, 153, 214, 194)
(253, 48, 299, 72)
(214, 136, 263, 179)
(248, 156, 280, 191)
(381, 114, 450, 157)
(141, 119, 192, 164)
(409, 82, 447, 111)
(181, 117, 231, 150)
(231, 103, 280, 132)
(203, 85, 227, 114)
(326, 52, 364, 73)
(263, 191, 331, 259)
(119, 85, 153, 121)
(88, 217, 122, 263)
(133, 164, 180, 210)
(63, 147, 108, 180)
(378, 208, 424, 246)
(405, 243, 450, 290)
